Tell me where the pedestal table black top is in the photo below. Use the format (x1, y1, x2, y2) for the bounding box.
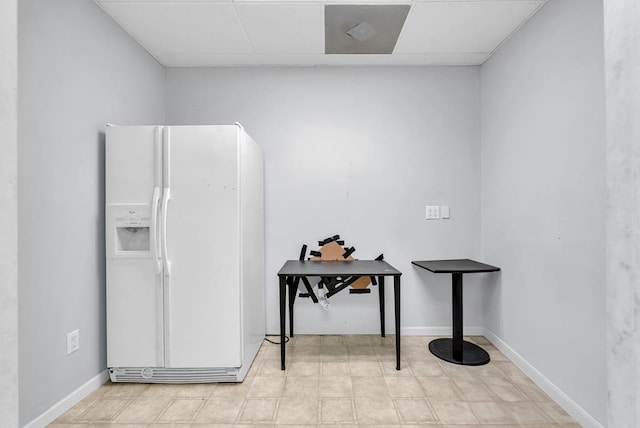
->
(411, 259, 500, 274)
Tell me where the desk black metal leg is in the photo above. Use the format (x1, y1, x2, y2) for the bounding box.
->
(288, 278, 296, 337)
(279, 275, 287, 370)
(452, 273, 463, 361)
(394, 276, 401, 370)
(378, 275, 385, 337)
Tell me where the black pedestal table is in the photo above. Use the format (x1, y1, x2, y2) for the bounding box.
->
(412, 259, 500, 366)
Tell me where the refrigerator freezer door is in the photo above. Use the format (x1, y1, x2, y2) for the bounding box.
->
(164, 125, 242, 368)
(107, 261, 164, 367)
(106, 125, 164, 368)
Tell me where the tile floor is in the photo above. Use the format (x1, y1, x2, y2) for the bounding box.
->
(50, 335, 580, 427)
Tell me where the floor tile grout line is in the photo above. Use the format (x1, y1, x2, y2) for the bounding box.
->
(234, 391, 249, 424)
(189, 396, 208, 424)
(61, 393, 101, 424)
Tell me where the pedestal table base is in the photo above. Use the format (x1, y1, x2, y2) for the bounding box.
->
(428, 338, 490, 366)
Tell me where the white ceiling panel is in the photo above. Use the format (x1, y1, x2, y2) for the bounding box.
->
(96, 0, 547, 66)
(256, 54, 328, 66)
(235, 0, 411, 3)
(394, 1, 544, 54)
(322, 54, 392, 65)
(159, 53, 259, 67)
(389, 52, 491, 66)
(256, 54, 394, 66)
(235, 3, 324, 54)
(96, 1, 253, 57)
(98, 0, 229, 2)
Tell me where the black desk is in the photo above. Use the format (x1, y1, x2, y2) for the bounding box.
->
(277, 260, 402, 370)
(412, 259, 500, 366)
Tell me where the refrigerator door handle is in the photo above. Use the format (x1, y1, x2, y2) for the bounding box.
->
(161, 187, 171, 276)
(150, 187, 162, 274)
(161, 127, 172, 277)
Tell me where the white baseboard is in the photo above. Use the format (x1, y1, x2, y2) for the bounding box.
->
(23, 369, 109, 428)
(482, 328, 603, 428)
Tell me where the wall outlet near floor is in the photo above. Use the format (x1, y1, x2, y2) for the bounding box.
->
(67, 329, 79, 355)
(426, 205, 440, 220)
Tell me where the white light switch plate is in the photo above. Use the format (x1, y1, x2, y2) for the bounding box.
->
(426, 205, 440, 220)
(441, 205, 450, 219)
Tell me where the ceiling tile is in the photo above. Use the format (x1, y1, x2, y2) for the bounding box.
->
(394, 1, 544, 54)
(321, 54, 392, 65)
(235, 3, 324, 54)
(96, 0, 547, 66)
(98, 0, 229, 2)
(325, 5, 410, 54)
(234, 0, 411, 3)
(159, 54, 259, 67)
(413, 0, 538, 2)
(98, 0, 228, 2)
(257, 54, 328, 66)
(389, 52, 490, 66)
(96, 1, 253, 60)
(255, 54, 397, 66)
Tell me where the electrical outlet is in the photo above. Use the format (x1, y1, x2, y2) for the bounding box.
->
(67, 329, 79, 355)
(426, 205, 440, 220)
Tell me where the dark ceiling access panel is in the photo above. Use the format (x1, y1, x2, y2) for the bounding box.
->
(325, 5, 411, 55)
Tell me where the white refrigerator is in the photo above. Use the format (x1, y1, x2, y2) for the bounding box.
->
(105, 123, 264, 383)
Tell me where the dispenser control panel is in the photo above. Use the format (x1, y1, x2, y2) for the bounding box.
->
(115, 208, 150, 227)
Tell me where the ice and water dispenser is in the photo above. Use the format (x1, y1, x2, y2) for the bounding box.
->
(107, 205, 152, 257)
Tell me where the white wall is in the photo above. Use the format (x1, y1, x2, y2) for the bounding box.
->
(603, 1, 640, 427)
(166, 67, 485, 336)
(18, 0, 164, 424)
(0, 0, 19, 426)
(480, 0, 606, 425)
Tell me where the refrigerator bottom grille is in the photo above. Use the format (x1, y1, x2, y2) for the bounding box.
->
(109, 367, 242, 383)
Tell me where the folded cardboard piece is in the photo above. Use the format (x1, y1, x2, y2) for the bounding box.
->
(349, 276, 371, 289)
(310, 241, 354, 261)
(302, 234, 381, 294)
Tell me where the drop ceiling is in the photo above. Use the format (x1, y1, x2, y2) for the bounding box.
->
(96, 0, 547, 67)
